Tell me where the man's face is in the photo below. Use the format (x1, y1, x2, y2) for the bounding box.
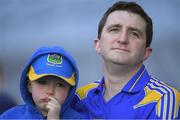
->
(94, 10, 152, 66)
(28, 76, 70, 113)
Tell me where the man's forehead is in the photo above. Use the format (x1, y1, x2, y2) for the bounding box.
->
(105, 10, 146, 30)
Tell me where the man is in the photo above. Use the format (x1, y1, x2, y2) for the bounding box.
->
(72, 1, 180, 119)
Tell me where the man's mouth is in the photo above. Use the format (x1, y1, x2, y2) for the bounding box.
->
(111, 48, 129, 52)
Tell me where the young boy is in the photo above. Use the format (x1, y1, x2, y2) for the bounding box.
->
(0, 46, 84, 119)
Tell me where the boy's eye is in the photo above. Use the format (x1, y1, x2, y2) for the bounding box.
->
(56, 82, 65, 87)
(37, 80, 47, 85)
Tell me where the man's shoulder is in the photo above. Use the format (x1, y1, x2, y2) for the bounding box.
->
(148, 77, 179, 97)
(76, 81, 100, 100)
(143, 77, 180, 119)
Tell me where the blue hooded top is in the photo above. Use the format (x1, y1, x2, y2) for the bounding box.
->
(0, 46, 84, 119)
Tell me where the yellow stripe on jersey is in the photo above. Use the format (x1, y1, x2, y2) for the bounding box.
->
(133, 86, 162, 109)
(161, 81, 180, 119)
(76, 83, 99, 100)
(157, 98, 161, 117)
(129, 68, 145, 92)
(150, 79, 180, 119)
(168, 85, 180, 119)
(148, 83, 168, 118)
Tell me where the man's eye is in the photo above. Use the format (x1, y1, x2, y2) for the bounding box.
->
(109, 28, 119, 32)
(130, 31, 140, 38)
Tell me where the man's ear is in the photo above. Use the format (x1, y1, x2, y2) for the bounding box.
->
(143, 47, 152, 61)
(27, 80, 32, 93)
(94, 38, 101, 54)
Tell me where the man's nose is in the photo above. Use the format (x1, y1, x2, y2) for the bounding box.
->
(117, 29, 128, 44)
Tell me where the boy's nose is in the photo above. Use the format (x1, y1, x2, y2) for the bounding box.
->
(46, 85, 54, 95)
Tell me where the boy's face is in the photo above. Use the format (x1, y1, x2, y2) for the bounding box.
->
(28, 76, 70, 113)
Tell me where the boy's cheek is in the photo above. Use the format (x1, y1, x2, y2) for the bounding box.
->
(56, 95, 67, 104)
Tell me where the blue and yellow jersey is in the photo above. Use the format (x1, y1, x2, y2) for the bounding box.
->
(72, 65, 180, 119)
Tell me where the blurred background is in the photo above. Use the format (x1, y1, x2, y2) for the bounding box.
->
(0, 0, 179, 104)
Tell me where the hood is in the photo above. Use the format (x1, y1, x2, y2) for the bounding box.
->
(20, 46, 79, 114)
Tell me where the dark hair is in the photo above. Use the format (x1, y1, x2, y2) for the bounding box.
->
(98, 1, 153, 47)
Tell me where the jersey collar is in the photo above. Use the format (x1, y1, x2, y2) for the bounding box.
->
(122, 65, 150, 93)
(94, 65, 150, 94)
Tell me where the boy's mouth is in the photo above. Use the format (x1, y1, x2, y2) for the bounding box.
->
(42, 97, 50, 102)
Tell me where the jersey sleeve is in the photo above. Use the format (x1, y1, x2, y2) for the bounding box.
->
(71, 82, 99, 117)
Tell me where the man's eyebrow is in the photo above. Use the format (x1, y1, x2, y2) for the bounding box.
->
(107, 24, 121, 30)
(106, 24, 143, 35)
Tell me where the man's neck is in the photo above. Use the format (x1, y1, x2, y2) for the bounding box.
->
(103, 63, 142, 102)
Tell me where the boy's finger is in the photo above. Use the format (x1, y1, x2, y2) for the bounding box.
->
(49, 96, 59, 104)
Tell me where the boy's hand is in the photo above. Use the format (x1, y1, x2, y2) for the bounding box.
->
(46, 96, 61, 120)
